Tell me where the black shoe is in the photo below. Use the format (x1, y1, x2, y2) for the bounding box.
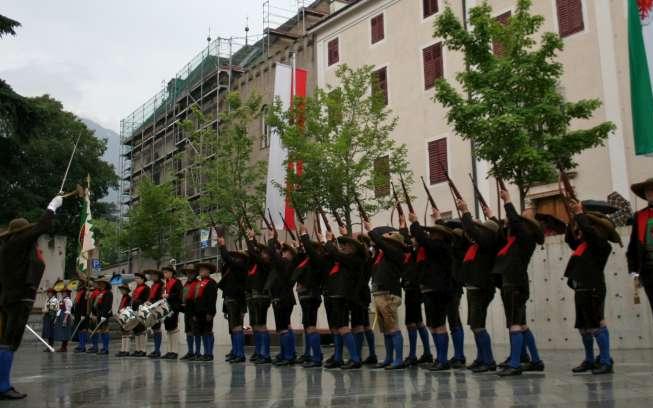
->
(97, 349, 109, 355)
(74, 348, 86, 353)
(180, 352, 194, 360)
(449, 357, 466, 369)
(362, 355, 378, 365)
(498, 357, 511, 369)
(324, 354, 335, 365)
(523, 360, 545, 372)
(274, 359, 292, 367)
(148, 351, 161, 359)
(324, 359, 343, 369)
(302, 360, 323, 368)
(373, 361, 391, 369)
(297, 354, 310, 364)
(427, 361, 451, 372)
(229, 356, 246, 364)
(115, 351, 127, 357)
(472, 363, 497, 373)
(188, 354, 200, 361)
(466, 360, 483, 370)
(203, 355, 214, 362)
(225, 351, 234, 360)
(403, 356, 418, 367)
(86, 347, 98, 353)
(162, 353, 178, 360)
(572, 360, 595, 373)
(255, 357, 272, 365)
(592, 364, 614, 375)
(498, 366, 523, 377)
(249, 353, 259, 362)
(416, 353, 434, 365)
(0, 387, 27, 400)
(341, 360, 362, 370)
(385, 362, 407, 370)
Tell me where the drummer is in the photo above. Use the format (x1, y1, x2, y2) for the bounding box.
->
(146, 269, 164, 358)
(115, 284, 132, 357)
(53, 285, 73, 352)
(180, 265, 199, 360)
(130, 272, 150, 357)
(41, 288, 57, 352)
(93, 277, 113, 355)
(162, 266, 183, 360)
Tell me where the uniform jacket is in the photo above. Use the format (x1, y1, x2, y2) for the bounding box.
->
(492, 203, 538, 287)
(72, 289, 88, 319)
(131, 283, 150, 309)
(564, 213, 612, 290)
(324, 239, 364, 300)
(368, 230, 405, 297)
(147, 280, 163, 303)
(93, 289, 113, 318)
(245, 239, 271, 297)
(627, 206, 653, 286)
(460, 212, 499, 289)
(118, 294, 131, 311)
(218, 245, 248, 302)
(410, 222, 453, 293)
(193, 276, 218, 316)
(294, 234, 327, 299)
(164, 277, 183, 312)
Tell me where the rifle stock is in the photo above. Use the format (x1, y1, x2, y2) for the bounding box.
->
(496, 176, 507, 192)
(259, 208, 273, 230)
(391, 182, 404, 217)
(399, 175, 415, 214)
(420, 176, 438, 210)
(439, 162, 463, 201)
(332, 209, 345, 229)
(315, 210, 323, 235)
(317, 207, 332, 232)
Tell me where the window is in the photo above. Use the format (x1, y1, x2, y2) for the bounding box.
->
(372, 67, 388, 106)
(493, 11, 511, 57)
(371, 14, 384, 44)
(556, 0, 583, 38)
(328, 38, 339, 66)
(423, 0, 439, 18)
(374, 156, 390, 197)
(427, 138, 447, 185)
(423, 43, 443, 90)
(260, 105, 271, 149)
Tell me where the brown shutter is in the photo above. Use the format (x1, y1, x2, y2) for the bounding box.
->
(374, 156, 390, 197)
(371, 14, 384, 43)
(492, 11, 511, 57)
(423, 0, 439, 18)
(557, 0, 584, 38)
(328, 38, 339, 66)
(373, 67, 388, 106)
(423, 43, 443, 90)
(428, 138, 447, 184)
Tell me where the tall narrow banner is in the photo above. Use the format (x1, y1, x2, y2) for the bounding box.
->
(629, 0, 653, 156)
(266, 63, 308, 229)
(77, 180, 96, 277)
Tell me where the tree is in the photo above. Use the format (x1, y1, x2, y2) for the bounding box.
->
(182, 91, 267, 243)
(0, 15, 21, 38)
(94, 217, 122, 266)
(268, 64, 411, 231)
(433, 0, 615, 208)
(120, 179, 193, 267)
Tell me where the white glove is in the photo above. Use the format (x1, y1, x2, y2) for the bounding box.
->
(100, 317, 107, 322)
(47, 195, 63, 212)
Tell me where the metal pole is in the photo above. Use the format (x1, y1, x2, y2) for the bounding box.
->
(68, 316, 86, 342)
(59, 131, 82, 194)
(25, 324, 55, 352)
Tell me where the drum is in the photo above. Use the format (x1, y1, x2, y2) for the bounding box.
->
(138, 300, 172, 328)
(47, 297, 60, 313)
(118, 307, 139, 331)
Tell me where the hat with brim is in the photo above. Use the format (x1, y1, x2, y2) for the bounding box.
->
(96, 277, 111, 286)
(631, 178, 653, 200)
(474, 219, 500, 234)
(195, 262, 217, 274)
(134, 272, 146, 280)
(585, 212, 622, 245)
(355, 234, 371, 246)
(118, 284, 131, 292)
(443, 219, 463, 230)
(535, 213, 567, 235)
(336, 236, 367, 255)
(518, 216, 545, 245)
(582, 200, 618, 215)
(161, 266, 175, 275)
(0, 218, 35, 238)
(423, 224, 454, 240)
(143, 269, 162, 278)
(228, 251, 249, 261)
(381, 231, 408, 248)
(180, 266, 197, 275)
(281, 243, 297, 257)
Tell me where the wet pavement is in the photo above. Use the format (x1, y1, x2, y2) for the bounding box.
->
(7, 343, 653, 407)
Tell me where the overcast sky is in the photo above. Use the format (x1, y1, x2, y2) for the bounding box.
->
(0, 1, 302, 133)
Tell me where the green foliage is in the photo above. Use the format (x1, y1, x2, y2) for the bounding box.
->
(433, 0, 614, 202)
(121, 179, 193, 267)
(268, 64, 410, 230)
(0, 80, 118, 277)
(182, 91, 267, 241)
(93, 218, 122, 266)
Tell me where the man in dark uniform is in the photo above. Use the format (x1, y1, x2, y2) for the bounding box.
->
(162, 266, 183, 359)
(455, 197, 500, 373)
(86, 280, 101, 353)
(246, 229, 272, 364)
(217, 237, 248, 363)
(445, 219, 468, 368)
(565, 200, 620, 375)
(93, 277, 113, 355)
(353, 234, 378, 366)
(72, 281, 89, 352)
(627, 178, 653, 313)
(116, 284, 132, 357)
(494, 188, 545, 376)
(408, 210, 454, 371)
(193, 262, 218, 361)
(296, 224, 326, 368)
(146, 269, 164, 358)
(130, 272, 150, 357)
(0, 194, 61, 400)
(180, 266, 199, 360)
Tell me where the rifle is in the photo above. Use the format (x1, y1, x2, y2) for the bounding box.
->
(332, 208, 345, 229)
(267, 208, 277, 231)
(468, 173, 490, 212)
(391, 182, 405, 217)
(279, 212, 298, 241)
(420, 176, 438, 211)
(317, 206, 332, 232)
(259, 208, 273, 231)
(290, 195, 305, 224)
(240, 203, 255, 231)
(315, 210, 323, 235)
(558, 165, 577, 227)
(496, 176, 508, 192)
(355, 195, 369, 223)
(439, 162, 463, 201)
(399, 174, 415, 214)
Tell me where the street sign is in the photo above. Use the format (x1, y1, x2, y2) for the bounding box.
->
(91, 259, 101, 271)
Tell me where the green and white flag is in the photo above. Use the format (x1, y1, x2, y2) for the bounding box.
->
(77, 177, 96, 276)
(629, 0, 653, 155)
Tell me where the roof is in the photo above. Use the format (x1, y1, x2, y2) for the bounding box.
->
(307, 0, 364, 33)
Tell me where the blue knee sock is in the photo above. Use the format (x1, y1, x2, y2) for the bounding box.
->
(91, 333, 98, 348)
(310, 333, 322, 363)
(303, 332, 310, 357)
(581, 332, 594, 363)
(450, 326, 465, 360)
(208, 335, 215, 356)
(194, 336, 201, 354)
(508, 331, 524, 369)
(408, 328, 417, 359)
(101, 333, 110, 351)
(153, 333, 162, 353)
(435, 333, 449, 365)
(594, 327, 612, 366)
(383, 334, 393, 365)
(79, 331, 87, 349)
(230, 333, 235, 356)
(364, 330, 376, 357)
(262, 332, 270, 358)
(288, 330, 296, 359)
(354, 332, 364, 357)
(186, 334, 194, 355)
(391, 331, 404, 366)
(0, 348, 13, 393)
(233, 331, 244, 358)
(522, 329, 541, 363)
(201, 336, 209, 356)
(282, 332, 293, 360)
(418, 326, 431, 355)
(254, 332, 261, 356)
(342, 332, 360, 363)
(334, 335, 343, 362)
(479, 330, 494, 365)
(473, 331, 482, 363)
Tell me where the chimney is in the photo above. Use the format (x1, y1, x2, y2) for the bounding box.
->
(330, 0, 350, 13)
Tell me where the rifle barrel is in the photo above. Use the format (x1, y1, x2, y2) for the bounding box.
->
(420, 176, 438, 210)
(399, 175, 415, 214)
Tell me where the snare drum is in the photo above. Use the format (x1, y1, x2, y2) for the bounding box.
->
(118, 307, 139, 331)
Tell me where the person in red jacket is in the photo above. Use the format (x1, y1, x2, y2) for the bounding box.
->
(115, 284, 132, 357)
(86, 280, 101, 353)
(93, 278, 113, 355)
(627, 178, 653, 314)
(180, 266, 199, 360)
(146, 269, 164, 358)
(193, 263, 218, 361)
(162, 266, 183, 359)
(130, 272, 150, 357)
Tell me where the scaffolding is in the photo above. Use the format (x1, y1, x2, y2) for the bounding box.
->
(262, 0, 308, 56)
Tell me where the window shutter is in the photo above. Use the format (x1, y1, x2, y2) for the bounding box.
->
(373, 67, 388, 106)
(423, 43, 443, 90)
(423, 0, 439, 18)
(557, 0, 584, 38)
(374, 156, 390, 197)
(328, 38, 339, 66)
(427, 138, 447, 185)
(371, 14, 384, 44)
(492, 11, 511, 57)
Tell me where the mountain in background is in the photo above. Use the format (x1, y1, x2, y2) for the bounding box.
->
(81, 118, 121, 206)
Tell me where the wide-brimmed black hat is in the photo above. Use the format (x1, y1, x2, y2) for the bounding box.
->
(336, 235, 367, 255)
(118, 284, 131, 292)
(535, 213, 567, 235)
(180, 265, 197, 275)
(631, 178, 653, 200)
(423, 224, 454, 240)
(161, 266, 175, 275)
(0, 218, 34, 238)
(516, 215, 545, 245)
(134, 272, 147, 280)
(195, 262, 217, 274)
(585, 212, 622, 245)
(143, 269, 162, 278)
(474, 219, 500, 234)
(281, 242, 297, 257)
(582, 200, 618, 215)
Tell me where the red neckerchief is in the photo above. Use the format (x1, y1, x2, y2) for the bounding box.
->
(89, 289, 100, 302)
(195, 277, 211, 299)
(74, 289, 85, 305)
(497, 235, 517, 257)
(184, 280, 199, 302)
(165, 278, 178, 295)
(637, 208, 653, 243)
(374, 250, 384, 265)
(403, 253, 412, 264)
(132, 284, 147, 302)
(248, 264, 258, 276)
(572, 241, 589, 257)
(95, 289, 107, 306)
(297, 258, 310, 270)
(416, 247, 427, 263)
(463, 244, 479, 262)
(329, 262, 340, 276)
(119, 295, 130, 310)
(148, 281, 163, 302)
